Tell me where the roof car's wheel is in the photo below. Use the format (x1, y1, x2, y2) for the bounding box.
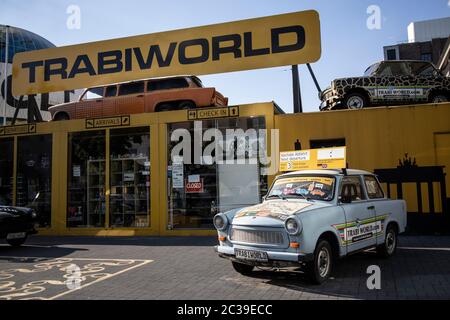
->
(232, 261, 254, 276)
(343, 92, 368, 110)
(53, 112, 70, 121)
(178, 101, 196, 110)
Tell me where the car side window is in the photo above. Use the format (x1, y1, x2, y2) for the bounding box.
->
(147, 78, 189, 91)
(377, 62, 411, 77)
(118, 81, 144, 96)
(409, 62, 436, 76)
(105, 85, 117, 97)
(340, 176, 366, 201)
(83, 87, 104, 100)
(364, 175, 385, 199)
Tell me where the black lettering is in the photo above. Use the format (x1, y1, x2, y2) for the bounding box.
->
(68, 55, 97, 78)
(44, 58, 68, 81)
(125, 48, 133, 71)
(133, 43, 176, 69)
(98, 50, 123, 74)
(22, 61, 43, 83)
(178, 39, 209, 65)
(212, 34, 242, 61)
(271, 25, 305, 53)
(244, 32, 270, 57)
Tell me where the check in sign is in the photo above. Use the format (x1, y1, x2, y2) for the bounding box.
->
(188, 106, 239, 120)
(12, 10, 321, 95)
(280, 147, 347, 171)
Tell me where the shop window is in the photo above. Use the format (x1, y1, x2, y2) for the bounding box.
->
(0, 138, 14, 206)
(67, 130, 105, 228)
(16, 135, 52, 227)
(167, 116, 267, 229)
(110, 127, 150, 228)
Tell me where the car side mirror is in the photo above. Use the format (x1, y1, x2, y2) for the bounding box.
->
(339, 194, 352, 204)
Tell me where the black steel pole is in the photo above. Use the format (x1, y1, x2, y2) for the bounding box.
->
(306, 63, 322, 93)
(292, 65, 302, 113)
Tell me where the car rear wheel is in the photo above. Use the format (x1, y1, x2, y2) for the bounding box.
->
(156, 103, 173, 112)
(306, 239, 333, 284)
(430, 94, 448, 103)
(377, 225, 398, 258)
(53, 113, 70, 121)
(178, 101, 196, 110)
(6, 235, 27, 247)
(343, 92, 368, 109)
(232, 261, 254, 275)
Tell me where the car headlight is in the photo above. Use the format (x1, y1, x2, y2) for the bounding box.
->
(213, 213, 228, 231)
(285, 216, 302, 235)
(31, 210, 37, 219)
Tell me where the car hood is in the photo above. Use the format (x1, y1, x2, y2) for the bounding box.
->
(0, 205, 33, 217)
(48, 101, 76, 111)
(231, 199, 331, 227)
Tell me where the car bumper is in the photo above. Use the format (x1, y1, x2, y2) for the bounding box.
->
(214, 245, 313, 267)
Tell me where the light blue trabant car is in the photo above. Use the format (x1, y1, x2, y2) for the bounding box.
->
(213, 169, 407, 284)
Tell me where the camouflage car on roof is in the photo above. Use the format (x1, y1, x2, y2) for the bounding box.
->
(320, 60, 450, 110)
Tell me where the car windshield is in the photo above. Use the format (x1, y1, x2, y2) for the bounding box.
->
(267, 176, 336, 201)
(364, 63, 380, 76)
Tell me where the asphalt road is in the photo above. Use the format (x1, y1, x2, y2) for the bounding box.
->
(1, 235, 450, 300)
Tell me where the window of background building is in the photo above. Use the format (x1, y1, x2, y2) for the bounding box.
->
(167, 116, 267, 229)
(310, 138, 346, 149)
(0, 138, 14, 206)
(16, 135, 52, 227)
(386, 49, 398, 60)
(420, 53, 432, 62)
(110, 127, 150, 228)
(67, 130, 105, 228)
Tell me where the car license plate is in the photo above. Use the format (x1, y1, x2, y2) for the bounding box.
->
(235, 249, 268, 262)
(6, 232, 26, 240)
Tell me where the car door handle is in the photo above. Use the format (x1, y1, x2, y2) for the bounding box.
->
(367, 206, 375, 210)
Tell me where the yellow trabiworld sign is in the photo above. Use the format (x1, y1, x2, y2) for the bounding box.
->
(280, 147, 347, 172)
(12, 10, 321, 95)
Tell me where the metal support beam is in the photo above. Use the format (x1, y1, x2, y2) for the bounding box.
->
(292, 65, 302, 113)
(306, 63, 322, 93)
(2, 25, 9, 126)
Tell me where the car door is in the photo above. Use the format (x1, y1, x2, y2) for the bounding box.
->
(410, 61, 441, 103)
(75, 87, 104, 119)
(363, 175, 389, 246)
(375, 61, 417, 105)
(115, 81, 145, 116)
(339, 175, 377, 253)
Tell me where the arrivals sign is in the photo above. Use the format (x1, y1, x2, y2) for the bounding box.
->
(279, 147, 346, 171)
(12, 10, 321, 95)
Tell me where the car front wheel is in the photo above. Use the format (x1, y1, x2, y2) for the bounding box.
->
(232, 261, 254, 275)
(306, 239, 333, 284)
(343, 92, 368, 109)
(6, 235, 27, 247)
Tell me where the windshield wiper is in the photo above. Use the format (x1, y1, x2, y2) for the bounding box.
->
(266, 194, 286, 200)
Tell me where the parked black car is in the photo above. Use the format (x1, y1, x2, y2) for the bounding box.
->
(0, 197, 38, 246)
(320, 60, 450, 110)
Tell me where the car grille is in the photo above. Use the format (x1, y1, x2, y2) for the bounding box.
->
(230, 227, 285, 245)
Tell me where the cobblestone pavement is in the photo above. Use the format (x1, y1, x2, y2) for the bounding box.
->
(1, 235, 449, 300)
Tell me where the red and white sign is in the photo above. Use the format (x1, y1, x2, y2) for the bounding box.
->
(185, 179, 204, 193)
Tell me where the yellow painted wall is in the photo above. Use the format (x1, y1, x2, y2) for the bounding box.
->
(275, 103, 450, 213)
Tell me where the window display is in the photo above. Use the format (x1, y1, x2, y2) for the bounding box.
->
(110, 127, 150, 228)
(0, 138, 14, 206)
(67, 130, 105, 228)
(16, 134, 52, 227)
(167, 116, 267, 229)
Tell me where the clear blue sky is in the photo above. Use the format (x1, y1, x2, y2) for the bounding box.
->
(1, 0, 449, 112)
